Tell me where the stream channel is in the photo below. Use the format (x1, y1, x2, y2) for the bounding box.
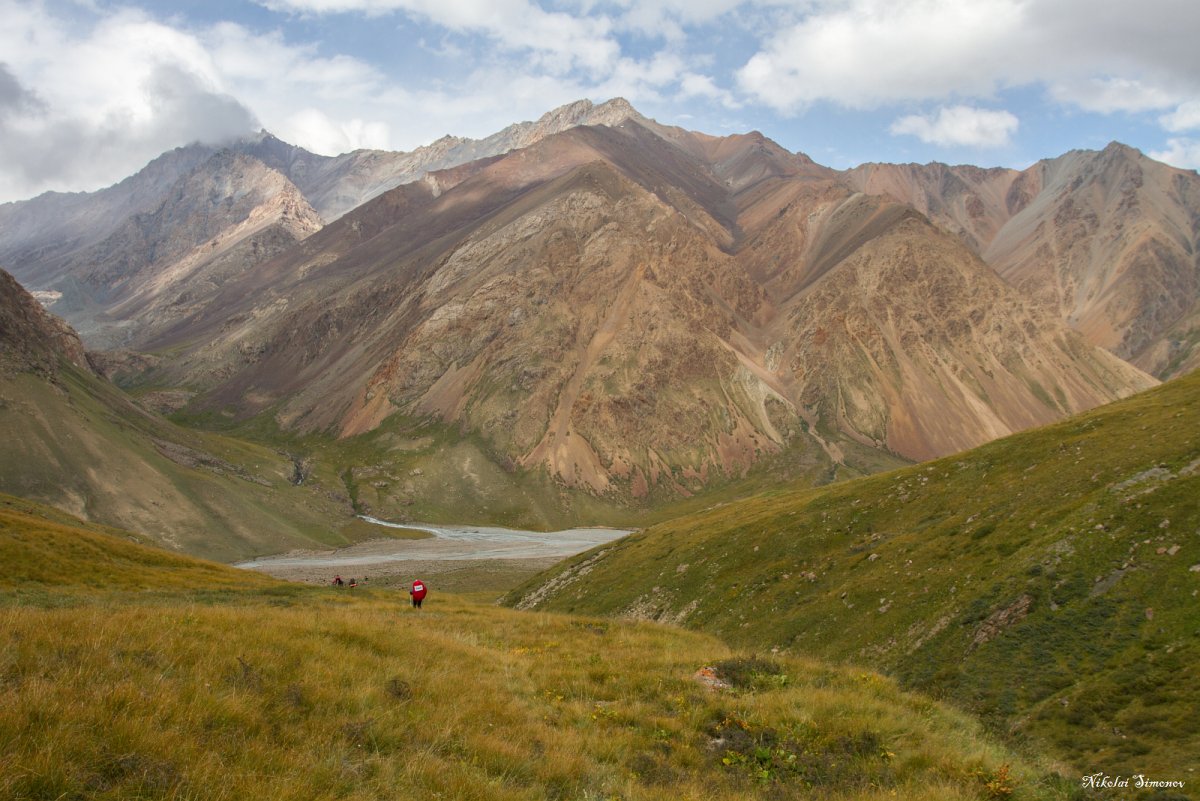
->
(234, 517, 631, 587)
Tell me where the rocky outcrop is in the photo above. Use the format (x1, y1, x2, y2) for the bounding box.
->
(0, 268, 91, 377)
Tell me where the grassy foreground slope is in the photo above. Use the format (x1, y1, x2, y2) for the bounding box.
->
(506, 372, 1200, 780)
(0, 495, 1079, 801)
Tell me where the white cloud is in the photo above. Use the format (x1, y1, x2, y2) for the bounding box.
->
(0, 3, 258, 202)
(679, 72, 738, 108)
(1149, 137, 1200, 170)
(890, 105, 1019, 148)
(1161, 101, 1200, 133)
(283, 109, 391, 153)
(736, 0, 1200, 116)
(602, 0, 746, 39)
(738, 0, 1026, 111)
(1048, 77, 1177, 114)
(201, 21, 395, 153)
(249, 0, 742, 142)
(260, 0, 620, 74)
(0, 0, 430, 201)
(207, 22, 382, 97)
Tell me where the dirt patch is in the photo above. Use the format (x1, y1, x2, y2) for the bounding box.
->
(972, 594, 1033, 647)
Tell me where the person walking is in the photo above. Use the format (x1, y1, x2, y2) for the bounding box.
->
(409, 578, 427, 609)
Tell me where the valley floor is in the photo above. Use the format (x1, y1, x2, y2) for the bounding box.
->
(234, 522, 631, 593)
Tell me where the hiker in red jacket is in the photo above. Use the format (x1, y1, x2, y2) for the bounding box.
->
(409, 579, 427, 608)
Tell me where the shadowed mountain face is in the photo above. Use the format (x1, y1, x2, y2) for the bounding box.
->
(129, 120, 1154, 496)
(847, 143, 1200, 379)
(0, 268, 358, 560)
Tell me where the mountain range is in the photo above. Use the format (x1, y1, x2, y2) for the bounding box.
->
(2, 96, 1196, 794)
(847, 144, 1200, 378)
(1, 98, 1193, 516)
(0, 99, 636, 347)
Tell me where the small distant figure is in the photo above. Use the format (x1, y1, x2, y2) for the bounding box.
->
(409, 579, 427, 609)
(332, 575, 344, 587)
(348, 577, 358, 589)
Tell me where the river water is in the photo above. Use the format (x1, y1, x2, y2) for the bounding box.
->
(234, 517, 630, 580)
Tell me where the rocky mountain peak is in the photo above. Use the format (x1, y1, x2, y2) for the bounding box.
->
(1101, 140, 1143, 158)
(583, 97, 640, 125)
(532, 97, 639, 130)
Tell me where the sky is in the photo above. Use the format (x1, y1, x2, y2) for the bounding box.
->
(2, 0, 1200, 203)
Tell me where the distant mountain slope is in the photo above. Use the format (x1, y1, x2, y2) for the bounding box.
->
(0, 100, 1169, 505)
(0, 268, 364, 561)
(506, 373, 1200, 776)
(136, 118, 1152, 496)
(0, 143, 216, 290)
(0, 98, 641, 296)
(737, 188, 1152, 463)
(48, 151, 323, 347)
(847, 143, 1200, 379)
(10, 103, 1196, 386)
(988, 144, 1200, 379)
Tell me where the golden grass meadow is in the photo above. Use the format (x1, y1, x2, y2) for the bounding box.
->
(0, 494, 1079, 801)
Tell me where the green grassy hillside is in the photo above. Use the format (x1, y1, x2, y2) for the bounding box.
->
(0, 494, 276, 594)
(167, 398, 907, 535)
(0, 360, 398, 561)
(1, 494, 1082, 800)
(506, 372, 1200, 781)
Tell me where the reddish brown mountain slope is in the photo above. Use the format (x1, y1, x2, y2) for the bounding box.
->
(137, 121, 1153, 495)
(847, 144, 1200, 379)
(0, 269, 91, 377)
